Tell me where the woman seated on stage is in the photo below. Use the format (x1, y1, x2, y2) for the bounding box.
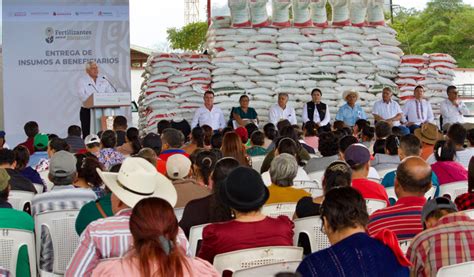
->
(230, 95, 258, 128)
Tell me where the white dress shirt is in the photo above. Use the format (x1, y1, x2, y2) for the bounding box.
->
(191, 105, 226, 130)
(77, 75, 115, 106)
(372, 99, 403, 126)
(402, 99, 434, 125)
(302, 102, 331, 125)
(440, 99, 469, 125)
(269, 104, 297, 125)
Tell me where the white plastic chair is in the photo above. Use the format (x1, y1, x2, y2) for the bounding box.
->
(0, 228, 37, 277)
(301, 187, 324, 198)
(366, 199, 387, 215)
(293, 180, 320, 189)
(33, 184, 44, 194)
(424, 186, 437, 200)
(307, 171, 324, 184)
(436, 261, 474, 277)
(251, 156, 266, 173)
(385, 186, 397, 204)
(377, 168, 396, 180)
(189, 223, 208, 257)
(39, 170, 54, 192)
(213, 246, 304, 275)
(465, 209, 474, 219)
(233, 260, 301, 277)
(34, 209, 80, 276)
(262, 203, 297, 218)
(293, 216, 331, 253)
(8, 191, 35, 213)
(174, 207, 184, 222)
(398, 239, 411, 254)
(438, 181, 468, 200)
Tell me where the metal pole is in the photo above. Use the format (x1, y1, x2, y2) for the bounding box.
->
(207, 0, 211, 26)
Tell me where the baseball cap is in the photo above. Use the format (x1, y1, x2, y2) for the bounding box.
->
(0, 131, 5, 138)
(235, 127, 248, 143)
(84, 134, 100, 145)
(0, 168, 10, 191)
(49, 150, 77, 177)
(34, 133, 49, 149)
(344, 143, 371, 167)
(166, 154, 191, 180)
(421, 197, 458, 224)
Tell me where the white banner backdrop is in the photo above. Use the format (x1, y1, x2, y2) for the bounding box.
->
(2, 0, 130, 145)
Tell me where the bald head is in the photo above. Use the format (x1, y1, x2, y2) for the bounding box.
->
(395, 156, 432, 196)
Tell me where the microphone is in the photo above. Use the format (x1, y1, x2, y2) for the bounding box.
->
(88, 83, 99, 93)
(102, 76, 117, 92)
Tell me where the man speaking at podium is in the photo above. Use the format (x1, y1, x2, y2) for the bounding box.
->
(77, 61, 116, 138)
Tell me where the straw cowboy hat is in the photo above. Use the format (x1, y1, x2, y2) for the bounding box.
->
(342, 89, 359, 101)
(414, 123, 443, 145)
(97, 157, 177, 208)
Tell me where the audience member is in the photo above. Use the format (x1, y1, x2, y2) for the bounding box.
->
(74, 154, 106, 198)
(0, 168, 35, 277)
(197, 167, 294, 263)
(191, 150, 218, 188)
(302, 121, 319, 151)
(210, 132, 223, 149)
(221, 132, 250, 166)
(353, 119, 369, 138)
(371, 135, 401, 171)
(112, 116, 127, 147)
(335, 90, 367, 127)
(191, 91, 226, 131)
(297, 187, 410, 277)
(234, 126, 248, 145)
(91, 197, 218, 276)
(84, 134, 101, 156)
(338, 136, 380, 180)
(467, 128, 474, 148)
(429, 123, 474, 168)
(304, 132, 339, 173)
(156, 128, 189, 175)
(407, 197, 474, 276)
(263, 123, 277, 149)
(414, 122, 443, 160)
(179, 157, 238, 237)
(13, 145, 44, 187)
(0, 131, 8, 149)
(166, 154, 210, 208)
(245, 123, 259, 140)
(0, 149, 36, 193)
(18, 121, 39, 154)
(368, 157, 431, 240)
(361, 125, 375, 150)
(332, 120, 346, 131)
(28, 133, 49, 168)
(32, 151, 96, 273)
(157, 119, 171, 135)
(65, 125, 85, 153)
(135, 147, 157, 166)
(431, 140, 468, 185)
(344, 144, 389, 205)
(269, 93, 297, 125)
(402, 86, 435, 133)
(117, 127, 142, 156)
(98, 130, 125, 170)
(373, 120, 391, 154)
(455, 157, 474, 210)
(66, 157, 187, 276)
(246, 130, 267, 156)
(141, 132, 162, 156)
(171, 119, 192, 141)
(201, 125, 213, 148)
(182, 126, 204, 155)
(265, 154, 310, 204)
(295, 161, 352, 219)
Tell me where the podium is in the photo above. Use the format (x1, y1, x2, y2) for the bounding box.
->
(83, 92, 130, 134)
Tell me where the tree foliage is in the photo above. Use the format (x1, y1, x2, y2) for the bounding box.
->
(167, 22, 208, 52)
(390, 0, 474, 67)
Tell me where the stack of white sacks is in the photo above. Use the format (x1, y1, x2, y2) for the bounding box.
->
(206, 25, 402, 123)
(138, 53, 213, 133)
(396, 53, 457, 117)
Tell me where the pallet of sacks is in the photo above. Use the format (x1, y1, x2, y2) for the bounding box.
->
(138, 53, 213, 134)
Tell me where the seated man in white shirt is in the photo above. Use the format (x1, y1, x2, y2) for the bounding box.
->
(372, 87, 409, 135)
(402, 86, 435, 133)
(440, 85, 469, 131)
(191, 91, 226, 132)
(269, 93, 297, 125)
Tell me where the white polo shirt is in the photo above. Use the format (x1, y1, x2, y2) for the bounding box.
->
(77, 75, 115, 106)
(372, 99, 403, 126)
(440, 99, 469, 125)
(191, 105, 226, 130)
(269, 104, 297, 125)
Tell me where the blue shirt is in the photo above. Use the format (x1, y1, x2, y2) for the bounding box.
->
(335, 103, 367, 126)
(28, 151, 49, 168)
(381, 170, 440, 205)
(297, 232, 409, 277)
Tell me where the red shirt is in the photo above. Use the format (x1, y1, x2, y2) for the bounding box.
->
(352, 178, 390, 206)
(156, 149, 190, 175)
(368, 196, 426, 240)
(19, 137, 35, 154)
(198, 216, 294, 263)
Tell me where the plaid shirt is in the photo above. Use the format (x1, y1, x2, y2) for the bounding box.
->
(65, 209, 190, 277)
(406, 212, 474, 277)
(455, 192, 474, 211)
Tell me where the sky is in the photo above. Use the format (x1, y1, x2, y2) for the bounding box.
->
(130, 0, 474, 50)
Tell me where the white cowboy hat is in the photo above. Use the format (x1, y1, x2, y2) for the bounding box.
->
(97, 157, 177, 208)
(342, 89, 359, 101)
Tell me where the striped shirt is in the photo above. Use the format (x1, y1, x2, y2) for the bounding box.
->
(31, 185, 97, 216)
(406, 212, 474, 277)
(367, 196, 426, 240)
(65, 209, 190, 277)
